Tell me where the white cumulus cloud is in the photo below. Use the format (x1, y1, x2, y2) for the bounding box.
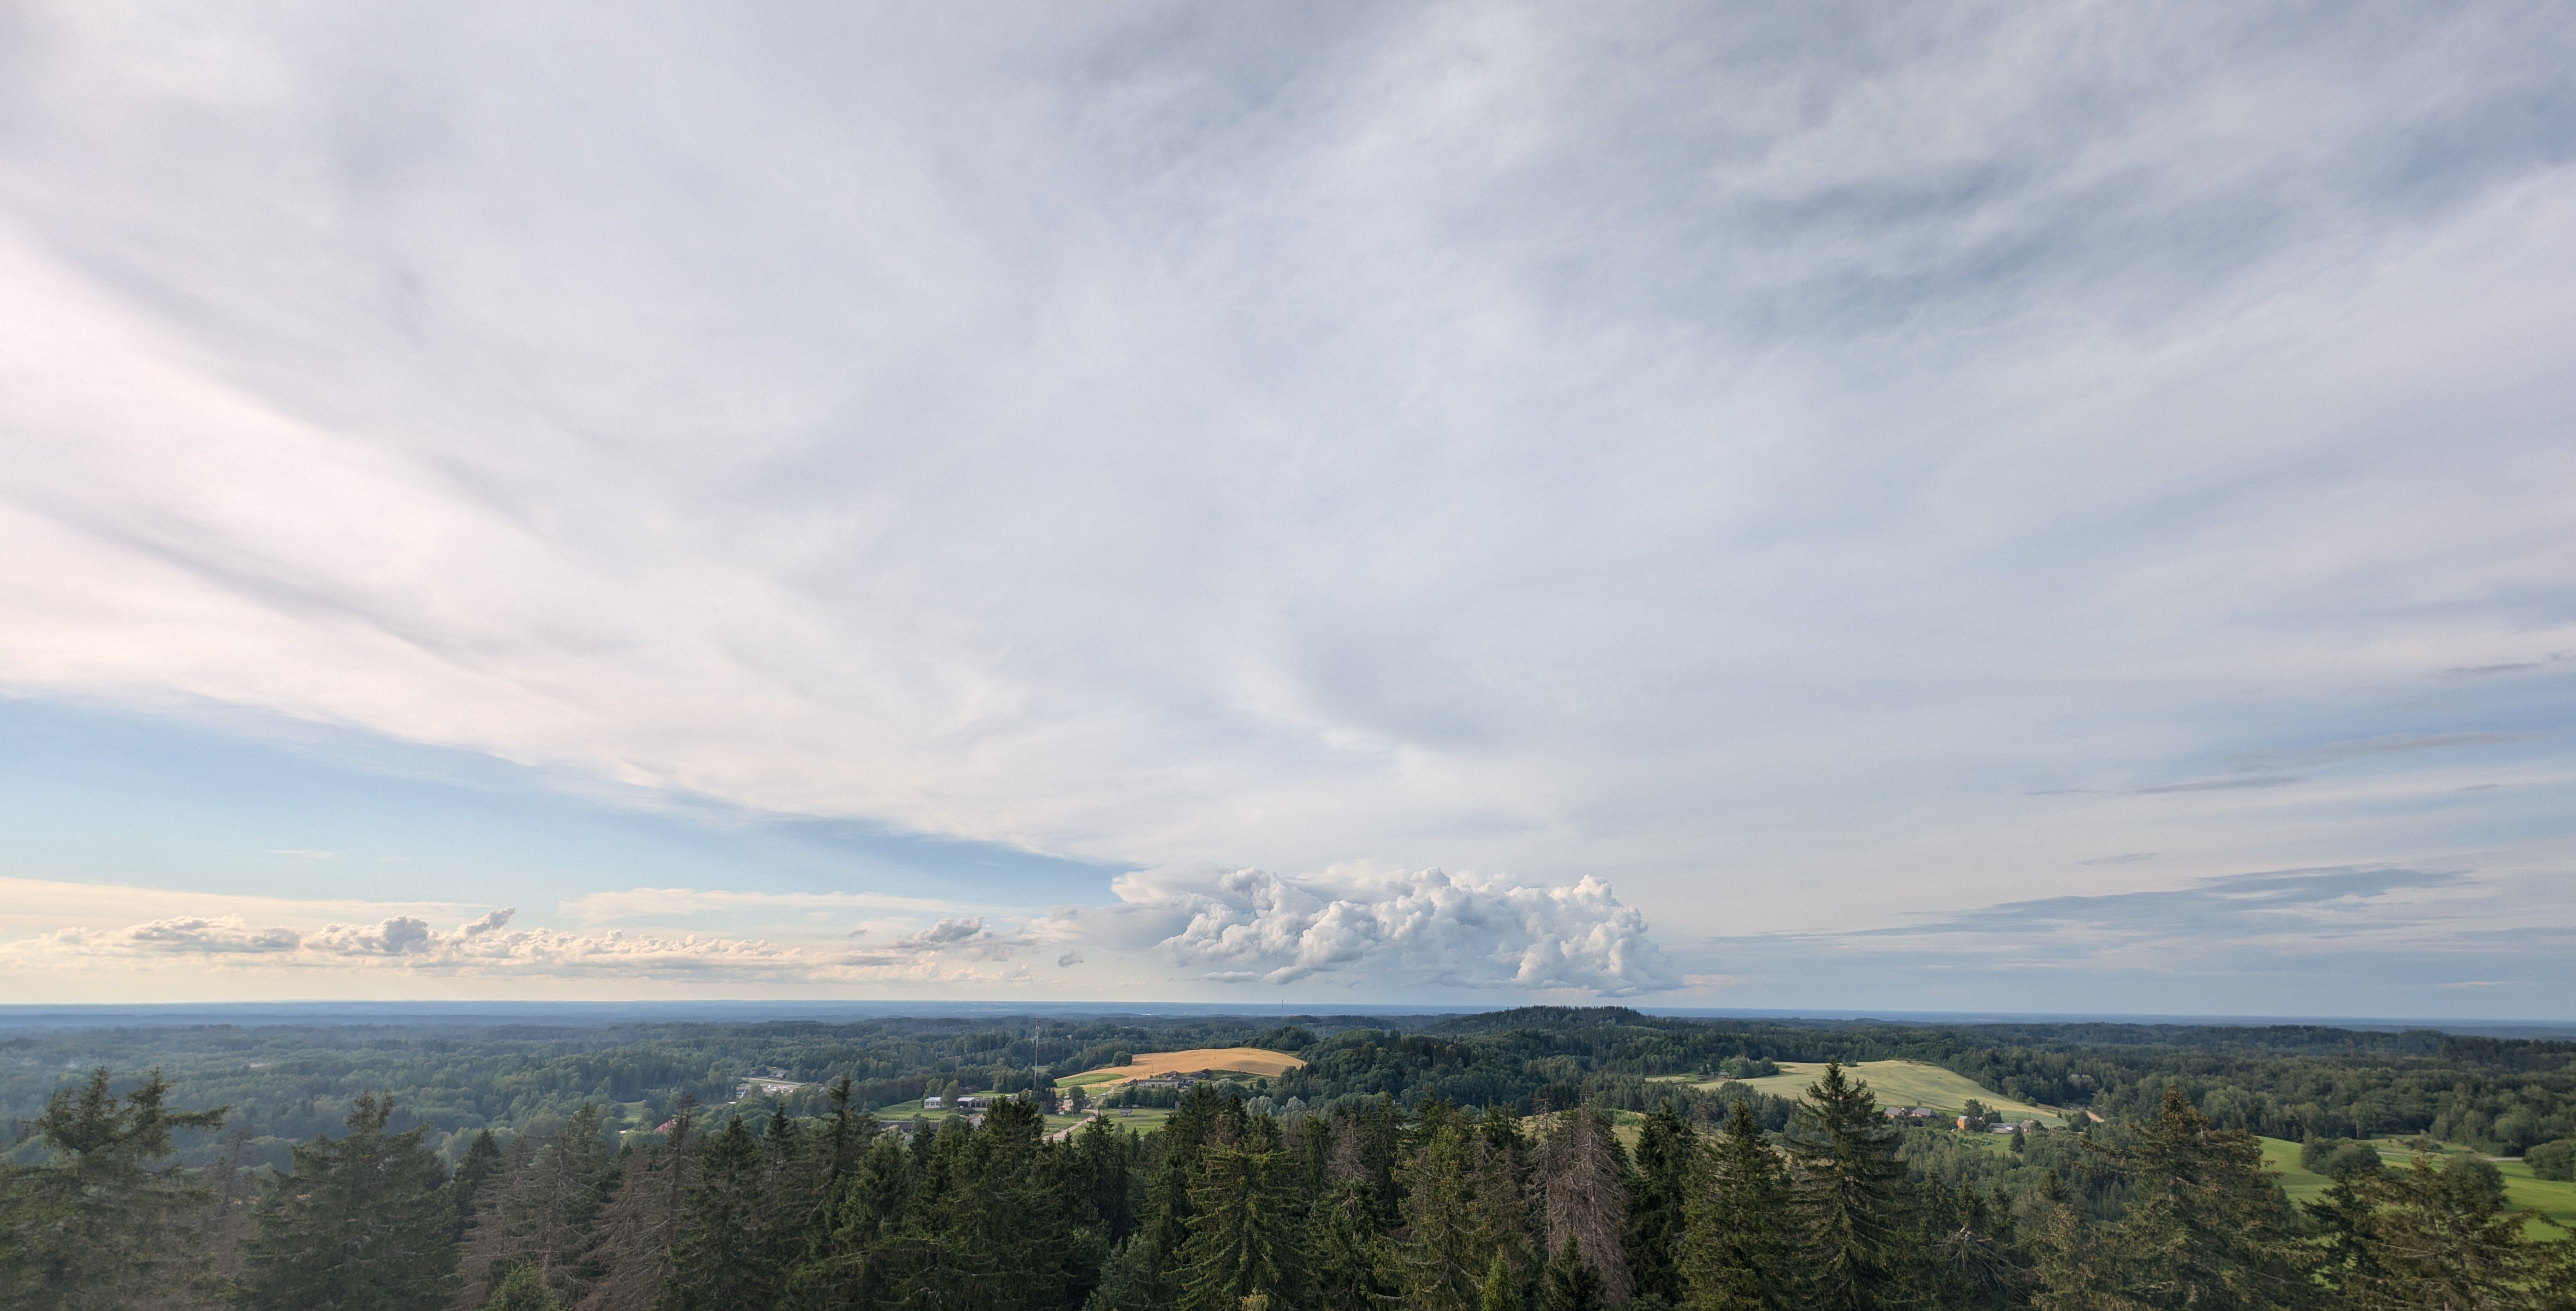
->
(1056, 866, 1675, 996)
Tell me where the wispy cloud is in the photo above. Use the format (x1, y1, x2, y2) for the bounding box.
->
(2226, 733, 2529, 772)
(2136, 776, 2304, 795)
(1, 3, 2573, 1006)
(9, 906, 1043, 983)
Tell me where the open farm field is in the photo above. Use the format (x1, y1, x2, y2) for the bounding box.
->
(1053, 1047, 1305, 1088)
(1665, 1060, 2065, 1126)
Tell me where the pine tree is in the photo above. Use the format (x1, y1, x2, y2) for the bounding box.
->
(0, 1067, 227, 1311)
(1624, 1103, 1695, 1304)
(1539, 1235, 1605, 1311)
(2034, 1085, 2317, 1311)
(1536, 1103, 1632, 1303)
(1682, 1098, 1799, 1311)
(1783, 1062, 1916, 1311)
(235, 1092, 459, 1311)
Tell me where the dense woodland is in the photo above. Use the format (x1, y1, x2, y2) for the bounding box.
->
(6, 1007, 2576, 1308)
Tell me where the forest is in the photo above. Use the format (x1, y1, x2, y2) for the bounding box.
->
(5, 1006, 2576, 1308)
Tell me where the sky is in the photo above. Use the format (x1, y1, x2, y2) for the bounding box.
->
(1, 0, 2573, 1017)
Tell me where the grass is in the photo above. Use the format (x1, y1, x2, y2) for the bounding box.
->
(1051, 1047, 1306, 1091)
(2492, 1159, 2576, 1239)
(1659, 1060, 2066, 1127)
(2256, 1137, 2575, 1240)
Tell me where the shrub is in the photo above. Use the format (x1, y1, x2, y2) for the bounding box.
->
(2300, 1136, 2385, 1179)
(2528, 1138, 2576, 1182)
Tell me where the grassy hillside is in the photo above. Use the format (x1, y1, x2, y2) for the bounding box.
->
(1662, 1060, 2066, 1126)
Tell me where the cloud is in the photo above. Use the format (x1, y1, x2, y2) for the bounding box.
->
(842, 916, 1035, 965)
(1701, 866, 2502, 975)
(12, 905, 1040, 982)
(560, 887, 980, 923)
(2077, 853, 2157, 866)
(85, 916, 303, 955)
(2439, 664, 2541, 680)
(1053, 866, 1675, 996)
(0, 3, 2573, 1011)
(2136, 776, 2303, 794)
(1886, 866, 2469, 941)
(2226, 733, 2529, 771)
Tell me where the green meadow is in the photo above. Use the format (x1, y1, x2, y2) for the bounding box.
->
(2257, 1137, 2576, 1240)
(1659, 1059, 2066, 1126)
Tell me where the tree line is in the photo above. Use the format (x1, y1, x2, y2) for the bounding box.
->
(13, 1009, 2574, 1178)
(7, 1060, 2574, 1311)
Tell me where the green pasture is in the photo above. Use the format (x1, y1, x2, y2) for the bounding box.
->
(2257, 1137, 2575, 1240)
(1657, 1060, 2065, 1126)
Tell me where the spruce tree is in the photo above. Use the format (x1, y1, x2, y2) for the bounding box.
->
(2034, 1085, 2317, 1311)
(1536, 1103, 1632, 1303)
(2322, 1148, 2543, 1309)
(652, 1115, 779, 1311)
(579, 1100, 697, 1311)
(1385, 1122, 1515, 1311)
(1177, 1141, 1304, 1311)
(1782, 1062, 1916, 1311)
(1303, 1177, 1386, 1311)
(878, 1099, 1095, 1311)
(798, 1129, 917, 1310)
(1480, 1252, 1521, 1311)
(0, 1067, 227, 1311)
(454, 1130, 505, 1238)
(756, 1099, 816, 1292)
(1539, 1235, 1605, 1311)
(1624, 1103, 1695, 1304)
(461, 1106, 616, 1307)
(235, 1092, 459, 1311)
(486, 1264, 564, 1311)
(1683, 1098, 1798, 1311)
(1916, 1179, 2028, 1310)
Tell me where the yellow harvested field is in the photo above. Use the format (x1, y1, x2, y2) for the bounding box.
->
(1054, 1047, 1305, 1088)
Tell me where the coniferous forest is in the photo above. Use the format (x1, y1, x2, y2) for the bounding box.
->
(5, 1006, 2576, 1309)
